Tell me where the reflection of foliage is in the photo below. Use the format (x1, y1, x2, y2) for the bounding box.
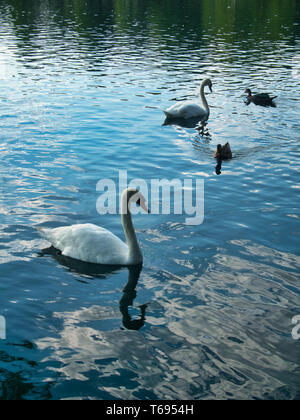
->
(1, 0, 299, 43)
(0, 346, 51, 400)
(0, 370, 50, 400)
(202, 0, 300, 42)
(0, 0, 299, 82)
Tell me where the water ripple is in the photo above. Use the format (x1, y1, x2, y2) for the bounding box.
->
(0, 0, 299, 400)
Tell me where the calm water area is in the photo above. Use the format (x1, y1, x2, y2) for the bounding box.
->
(0, 0, 299, 400)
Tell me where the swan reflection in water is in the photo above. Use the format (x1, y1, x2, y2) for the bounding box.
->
(163, 117, 212, 141)
(39, 247, 148, 331)
(119, 264, 148, 330)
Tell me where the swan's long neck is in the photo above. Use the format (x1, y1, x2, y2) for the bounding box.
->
(200, 83, 209, 114)
(121, 195, 143, 265)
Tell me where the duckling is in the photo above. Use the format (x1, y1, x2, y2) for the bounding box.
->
(214, 142, 232, 160)
(244, 88, 277, 106)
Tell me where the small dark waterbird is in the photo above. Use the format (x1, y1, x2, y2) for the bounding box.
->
(244, 88, 277, 107)
(214, 143, 232, 175)
(214, 142, 232, 160)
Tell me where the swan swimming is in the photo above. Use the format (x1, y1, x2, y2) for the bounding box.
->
(163, 78, 213, 120)
(38, 188, 149, 266)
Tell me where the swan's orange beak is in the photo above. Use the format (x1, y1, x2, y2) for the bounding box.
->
(137, 198, 150, 213)
(140, 201, 150, 214)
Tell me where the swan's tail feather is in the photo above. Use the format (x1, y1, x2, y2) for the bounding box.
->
(162, 110, 174, 125)
(270, 96, 277, 101)
(36, 226, 49, 239)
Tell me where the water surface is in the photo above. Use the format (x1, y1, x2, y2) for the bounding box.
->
(0, 0, 299, 400)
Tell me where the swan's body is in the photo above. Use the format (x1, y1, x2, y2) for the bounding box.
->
(163, 78, 212, 120)
(38, 188, 149, 266)
(38, 224, 129, 265)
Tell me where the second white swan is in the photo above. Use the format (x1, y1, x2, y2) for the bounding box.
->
(163, 78, 213, 120)
(38, 188, 149, 266)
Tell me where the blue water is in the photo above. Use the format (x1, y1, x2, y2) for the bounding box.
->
(0, 0, 299, 400)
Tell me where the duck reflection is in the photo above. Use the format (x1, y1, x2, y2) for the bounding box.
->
(39, 247, 148, 330)
(215, 158, 222, 175)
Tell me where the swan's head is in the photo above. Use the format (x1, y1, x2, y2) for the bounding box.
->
(122, 188, 150, 214)
(244, 88, 252, 96)
(203, 78, 213, 92)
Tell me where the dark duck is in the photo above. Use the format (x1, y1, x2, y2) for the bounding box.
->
(214, 142, 232, 160)
(245, 88, 277, 107)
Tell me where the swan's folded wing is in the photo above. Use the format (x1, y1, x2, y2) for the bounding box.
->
(164, 101, 206, 119)
(164, 101, 185, 117)
(38, 224, 129, 265)
(180, 103, 207, 119)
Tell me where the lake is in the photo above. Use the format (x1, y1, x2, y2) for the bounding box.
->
(0, 0, 299, 400)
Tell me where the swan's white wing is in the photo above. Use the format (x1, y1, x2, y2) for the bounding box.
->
(38, 224, 129, 265)
(164, 101, 207, 119)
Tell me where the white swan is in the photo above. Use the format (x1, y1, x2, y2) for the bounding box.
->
(38, 188, 149, 266)
(163, 78, 212, 120)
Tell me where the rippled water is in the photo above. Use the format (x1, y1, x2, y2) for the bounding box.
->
(0, 0, 299, 400)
